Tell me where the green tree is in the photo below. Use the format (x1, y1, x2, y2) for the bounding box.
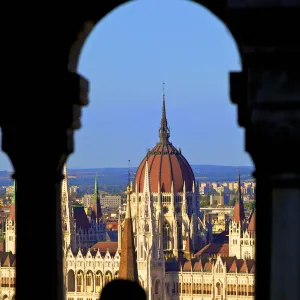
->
(228, 199, 236, 207)
(245, 201, 256, 210)
(200, 195, 210, 207)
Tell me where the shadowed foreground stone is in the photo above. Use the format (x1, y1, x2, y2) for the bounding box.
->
(100, 279, 147, 300)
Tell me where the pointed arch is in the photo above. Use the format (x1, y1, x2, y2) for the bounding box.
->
(86, 270, 94, 292)
(176, 221, 182, 249)
(163, 221, 171, 250)
(95, 270, 103, 293)
(154, 279, 161, 295)
(67, 269, 75, 292)
(114, 271, 119, 279)
(76, 270, 84, 292)
(104, 270, 112, 285)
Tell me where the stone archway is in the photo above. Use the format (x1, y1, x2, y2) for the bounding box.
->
(67, 1, 242, 74)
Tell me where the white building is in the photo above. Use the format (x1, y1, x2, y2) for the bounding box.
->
(0, 91, 255, 300)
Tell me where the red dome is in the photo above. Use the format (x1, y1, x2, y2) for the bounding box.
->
(134, 143, 195, 193)
(134, 89, 195, 193)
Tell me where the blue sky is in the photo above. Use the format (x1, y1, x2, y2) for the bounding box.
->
(0, 0, 253, 171)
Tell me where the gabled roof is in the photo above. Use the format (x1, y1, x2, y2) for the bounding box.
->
(165, 255, 255, 275)
(90, 241, 118, 256)
(248, 210, 256, 233)
(182, 260, 192, 271)
(73, 206, 90, 230)
(0, 251, 16, 267)
(195, 243, 229, 257)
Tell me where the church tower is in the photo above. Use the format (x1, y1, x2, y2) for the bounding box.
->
(229, 173, 246, 258)
(5, 180, 16, 254)
(61, 163, 76, 252)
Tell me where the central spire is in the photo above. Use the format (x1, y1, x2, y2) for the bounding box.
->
(159, 82, 170, 144)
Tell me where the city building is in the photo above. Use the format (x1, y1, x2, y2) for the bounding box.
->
(69, 185, 80, 194)
(99, 193, 122, 208)
(0, 90, 255, 300)
(62, 170, 107, 250)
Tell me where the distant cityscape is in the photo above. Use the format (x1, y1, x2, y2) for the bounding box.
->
(0, 95, 255, 300)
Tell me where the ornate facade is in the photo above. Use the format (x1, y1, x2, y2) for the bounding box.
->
(62, 166, 106, 252)
(0, 91, 256, 300)
(229, 176, 255, 260)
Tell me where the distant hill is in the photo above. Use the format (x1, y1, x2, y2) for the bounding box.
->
(67, 165, 254, 187)
(0, 165, 254, 187)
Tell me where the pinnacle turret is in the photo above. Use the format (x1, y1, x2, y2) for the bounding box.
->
(119, 183, 138, 282)
(233, 172, 245, 224)
(159, 82, 170, 144)
(93, 174, 102, 223)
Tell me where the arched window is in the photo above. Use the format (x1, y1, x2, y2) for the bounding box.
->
(95, 271, 103, 293)
(163, 222, 170, 249)
(86, 270, 94, 292)
(114, 271, 119, 279)
(67, 269, 75, 292)
(216, 282, 222, 295)
(165, 282, 169, 294)
(155, 279, 161, 295)
(176, 222, 182, 249)
(244, 251, 250, 259)
(105, 271, 112, 285)
(76, 270, 84, 292)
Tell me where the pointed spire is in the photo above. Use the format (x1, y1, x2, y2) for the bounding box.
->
(192, 180, 195, 193)
(159, 82, 170, 144)
(94, 173, 98, 196)
(248, 209, 256, 233)
(238, 171, 242, 202)
(183, 181, 186, 193)
(119, 184, 138, 282)
(62, 163, 69, 198)
(184, 223, 194, 260)
(233, 171, 245, 223)
(93, 173, 102, 222)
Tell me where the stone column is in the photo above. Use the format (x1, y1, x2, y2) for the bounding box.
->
(231, 65, 300, 300)
(1, 71, 88, 300)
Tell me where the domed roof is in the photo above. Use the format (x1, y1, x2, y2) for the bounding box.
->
(134, 86, 195, 193)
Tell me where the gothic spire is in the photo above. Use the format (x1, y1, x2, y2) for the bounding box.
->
(233, 171, 245, 223)
(93, 173, 102, 222)
(184, 223, 194, 260)
(94, 173, 98, 198)
(159, 82, 170, 144)
(119, 184, 138, 282)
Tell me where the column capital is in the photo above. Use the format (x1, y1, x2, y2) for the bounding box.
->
(231, 66, 300, 186)
(1, 71, 89, 173)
